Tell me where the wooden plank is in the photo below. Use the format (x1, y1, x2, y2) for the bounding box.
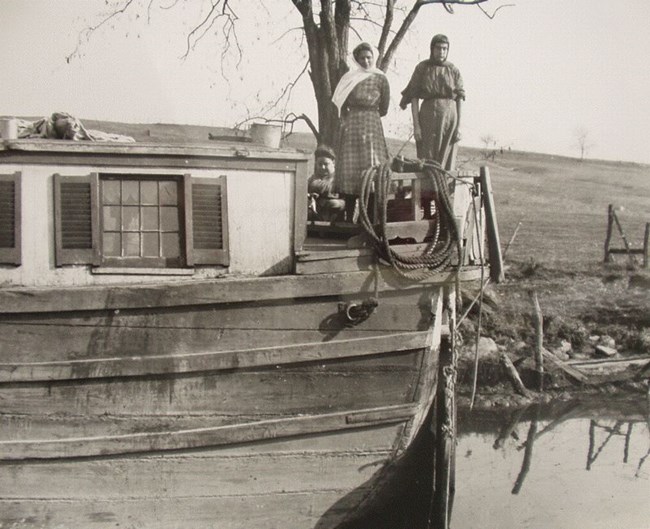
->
(1, 351, 423, 416)
(293, 157, 308, 253)
(295, 254, 376, 274)
(1, 404, 417, 459)
(0, 269, 479, 313)
(0, 330, 430, 382)
(607, 248, 645, 255)
(0, 492, 358, 529)
(479, 166, 505, 283)
(1, 439, 396, 499)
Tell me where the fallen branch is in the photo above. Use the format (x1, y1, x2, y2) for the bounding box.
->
(500, 352, 529, 397)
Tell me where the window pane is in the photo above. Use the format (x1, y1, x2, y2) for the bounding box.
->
(141, 181, 158, 205)
(122, 181, 139, 205)
(103, 232, 121, 257)
(102, 180, 121, 205)
(122, 206, 140, 231)
(142, 207, 159, 230)
(122, 232, 140, 256)
(160, 206, 179, 231)
(161, 233, 180, 258)
(103, 206, 121, 231)
(159, 181, 178, 206)
(142, 232, 159, 257)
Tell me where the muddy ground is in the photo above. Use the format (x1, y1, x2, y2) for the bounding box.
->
(456, 260, 650, 408)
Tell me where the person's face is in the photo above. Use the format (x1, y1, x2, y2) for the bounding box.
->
(316, 156, 335, 178)
(432, 42, 449, 62)
(356, 50, 374, 70)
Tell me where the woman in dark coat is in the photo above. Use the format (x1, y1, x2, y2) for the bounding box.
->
(332, 42, 390, 222)
(400, 34, 465, 169)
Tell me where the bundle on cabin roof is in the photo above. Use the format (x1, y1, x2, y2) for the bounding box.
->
(15, 112, 135, 143)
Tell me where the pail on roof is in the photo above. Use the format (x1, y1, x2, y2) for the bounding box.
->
(250, 123, 282, 148)
(0, 117, 17, 140)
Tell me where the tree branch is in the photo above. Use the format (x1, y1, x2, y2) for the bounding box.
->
(477, 2, 515, 19)
(377, 0, 423, 71)
(66, 0, 137, 63)
(376, 0, 394, 64)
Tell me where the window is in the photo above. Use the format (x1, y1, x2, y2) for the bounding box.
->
(54, 173, 228, 269)
(101, 176, 183, 267)
(0, 172, 21, 265)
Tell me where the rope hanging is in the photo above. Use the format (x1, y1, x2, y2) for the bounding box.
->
(357, 158, 463, 280)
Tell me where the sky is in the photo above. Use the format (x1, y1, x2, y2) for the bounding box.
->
(1, 0, 649, 163)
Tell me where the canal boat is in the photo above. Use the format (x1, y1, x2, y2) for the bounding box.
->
(0, 131, 502, 528)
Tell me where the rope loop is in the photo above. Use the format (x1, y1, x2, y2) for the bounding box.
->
(357, 158, 462, 280)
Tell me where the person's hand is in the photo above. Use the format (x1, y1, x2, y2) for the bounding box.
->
(414, 126, 422, 143)
(452, 129, 462, 143)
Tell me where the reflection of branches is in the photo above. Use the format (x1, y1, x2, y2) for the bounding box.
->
(636, 446, 650, 478)
(66, 0, 137, 63)
(517, 401, 584, 451)
(494, 405, 530, 450)
(512, 410, 539, 495)
(586, 420, 624, 470)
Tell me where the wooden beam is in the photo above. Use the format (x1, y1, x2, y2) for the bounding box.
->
(0, 331, 431, 383)
(643, 222, 650, 269)
(1, 403, 417, 460)
(0, 268, 482, 314)
(479, 166, 505, 283)
(604, 204, 614, 262)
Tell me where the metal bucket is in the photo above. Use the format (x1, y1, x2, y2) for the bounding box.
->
(250, 123, 282, 148)
(0, 117, 17, 140)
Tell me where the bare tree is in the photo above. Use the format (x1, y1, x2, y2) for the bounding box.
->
(480, 133, 497, 159)
(574, 127, 594, 161)
(70, 0, 499, 146)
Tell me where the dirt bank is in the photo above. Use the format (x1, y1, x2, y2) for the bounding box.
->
(455, 260, 650, 409)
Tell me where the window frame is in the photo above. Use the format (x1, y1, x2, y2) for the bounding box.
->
(54, 172, 229, 270)
(99, 174, 186, 269)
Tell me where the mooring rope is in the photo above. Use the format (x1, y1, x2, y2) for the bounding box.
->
(357, 158, 463, 281)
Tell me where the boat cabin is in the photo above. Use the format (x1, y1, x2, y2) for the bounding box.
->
(0, 136, 497, 288)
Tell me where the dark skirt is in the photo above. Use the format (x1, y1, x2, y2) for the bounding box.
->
(418, 99, 457, 166)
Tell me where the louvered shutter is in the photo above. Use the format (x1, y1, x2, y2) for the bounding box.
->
(54, 173, 100, 266)
(185, 175, 229, 266)
(0, 172, 21, 265)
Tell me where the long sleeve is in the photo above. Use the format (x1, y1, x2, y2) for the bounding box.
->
(379, 75, 390, 117)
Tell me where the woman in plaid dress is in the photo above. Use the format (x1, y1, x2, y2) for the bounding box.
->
(332, 42, 390, 223)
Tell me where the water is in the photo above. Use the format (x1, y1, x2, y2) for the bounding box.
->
(453, 398, 650, 529)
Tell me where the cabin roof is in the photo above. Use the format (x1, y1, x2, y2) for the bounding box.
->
(0, 138, 310, 162)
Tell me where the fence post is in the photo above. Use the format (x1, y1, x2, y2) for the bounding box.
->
(643, 222, 650, 269)
(604, 204, 613, 263)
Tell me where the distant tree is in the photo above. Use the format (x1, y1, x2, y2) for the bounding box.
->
(70, 0, 506, 146)
(574, 127, 594, 161)
(480, 133, 496, 159)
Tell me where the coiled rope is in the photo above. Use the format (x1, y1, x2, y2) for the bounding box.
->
(357, 158, 463, 281)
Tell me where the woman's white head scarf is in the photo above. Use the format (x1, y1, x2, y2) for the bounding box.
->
(331, 43, 385, 115)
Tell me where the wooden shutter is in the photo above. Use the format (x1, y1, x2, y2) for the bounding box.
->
(54, 173, 100, 266)
(0, 172, 21, 265)
(185, 175, 229, 266)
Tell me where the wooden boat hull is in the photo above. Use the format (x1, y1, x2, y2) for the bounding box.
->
(0, 273, 447, 528)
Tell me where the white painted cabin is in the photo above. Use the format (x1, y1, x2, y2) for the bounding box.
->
(0, 139, 309, 287)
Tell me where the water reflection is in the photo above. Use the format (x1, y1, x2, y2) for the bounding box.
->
(454, 397, 650, 529)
